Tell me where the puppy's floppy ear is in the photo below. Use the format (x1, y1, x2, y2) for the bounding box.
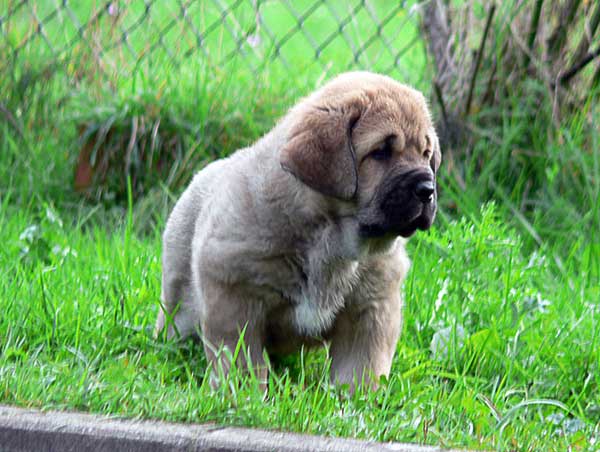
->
(430, 130, 442, 175)
(280, 94, 365, 200)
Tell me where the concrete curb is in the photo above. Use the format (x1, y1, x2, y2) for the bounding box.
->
(0, 405, 464, 452)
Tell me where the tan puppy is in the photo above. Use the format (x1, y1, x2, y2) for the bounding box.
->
(155, 71, 441, 389)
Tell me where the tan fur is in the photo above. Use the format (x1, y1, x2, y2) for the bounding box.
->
(156, 71, 441, 390)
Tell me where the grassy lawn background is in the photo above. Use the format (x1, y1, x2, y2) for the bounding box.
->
(2, 197, 597, 450)
(1, 1, 599, 450)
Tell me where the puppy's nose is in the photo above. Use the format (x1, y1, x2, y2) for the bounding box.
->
(413, 180, 435, 203)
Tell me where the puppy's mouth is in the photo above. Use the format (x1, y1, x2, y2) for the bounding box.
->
(393, 209, 432, 237)
(357, 168, 437, 239)
(359, 206, 434, 238)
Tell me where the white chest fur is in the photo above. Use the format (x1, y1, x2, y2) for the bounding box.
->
(292, 259, 360, 335)
(291, 219, 362, 336)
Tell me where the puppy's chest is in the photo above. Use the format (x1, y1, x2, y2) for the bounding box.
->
(281, 256, 361, 336)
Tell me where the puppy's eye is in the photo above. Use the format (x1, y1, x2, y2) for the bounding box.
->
(369, 141, 393, 161)
(423, 149, 432, 159)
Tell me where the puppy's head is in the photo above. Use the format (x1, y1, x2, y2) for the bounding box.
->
(280, 71, 441, 239)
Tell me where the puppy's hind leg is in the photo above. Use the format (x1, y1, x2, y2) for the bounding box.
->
(155, 275, 202, 340)
(155, 173, 207, 340)
(155, 232, 202, 340)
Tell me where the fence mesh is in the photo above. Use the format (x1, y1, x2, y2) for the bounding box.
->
(1, 0, 427, 82)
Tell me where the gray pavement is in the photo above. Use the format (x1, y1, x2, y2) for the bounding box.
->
(0, 404, 463, 452)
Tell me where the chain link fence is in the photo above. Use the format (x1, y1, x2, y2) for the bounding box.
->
(1, 0, 427, 82)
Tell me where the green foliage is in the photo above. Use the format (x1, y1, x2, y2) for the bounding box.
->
(1, 201, 598, 450)
(67, 61, 295, 202)
(430, 0, 600, 264)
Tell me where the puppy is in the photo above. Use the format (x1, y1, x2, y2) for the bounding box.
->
(155, 71, 441, 389)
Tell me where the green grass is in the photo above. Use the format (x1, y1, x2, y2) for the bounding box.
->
(2, 1, 600, 450)
(1, 197, 598, 450)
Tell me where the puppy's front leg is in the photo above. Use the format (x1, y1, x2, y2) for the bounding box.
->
(200, 282, 267, 389)
(328, 291, 402, 391)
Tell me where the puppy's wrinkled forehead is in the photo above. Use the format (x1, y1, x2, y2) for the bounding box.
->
(316, 72, 432, 148)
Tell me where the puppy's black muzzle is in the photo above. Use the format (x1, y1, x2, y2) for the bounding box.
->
(359, 168, 437, 238)
(413, 179, 435, 204)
